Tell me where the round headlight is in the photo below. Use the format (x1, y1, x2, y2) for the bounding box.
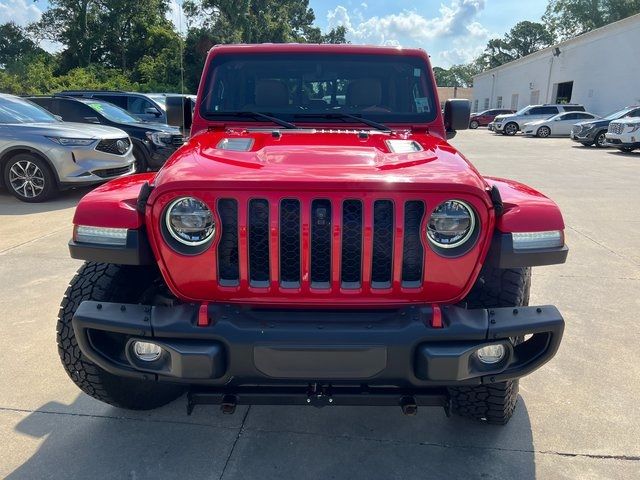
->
(427, 200, 475, 248)
(165, 197, 215, 246)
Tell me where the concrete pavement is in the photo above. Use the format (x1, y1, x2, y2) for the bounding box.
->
(0, 131, 638, 479)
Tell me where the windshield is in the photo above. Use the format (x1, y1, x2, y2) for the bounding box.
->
(147, 95, 167, 109)
(603, 107, 635, 121)
(200, 53, 437, 124)
(0, 96, 59, 124)
(514, 107, 530, 115)
(83, 100, 140, 124)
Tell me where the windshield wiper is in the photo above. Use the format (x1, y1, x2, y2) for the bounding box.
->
(203, 111, 298, 129)
(293, 112, 391, 132)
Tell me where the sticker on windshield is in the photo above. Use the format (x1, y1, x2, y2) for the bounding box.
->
(415, 97, 431, 113)
(88, 102, 105, 113)
(413, 68, 421, 77)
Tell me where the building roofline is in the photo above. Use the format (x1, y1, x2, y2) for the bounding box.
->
(474, 12, 640, 79)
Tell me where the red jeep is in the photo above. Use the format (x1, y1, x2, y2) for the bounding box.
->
(58, 44, 567, 424)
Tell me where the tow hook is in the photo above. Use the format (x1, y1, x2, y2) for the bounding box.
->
(220, 394, 237, 415)
(306, 384, 333, 408)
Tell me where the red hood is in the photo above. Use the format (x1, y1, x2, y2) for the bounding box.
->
(149, 129, 489, 200)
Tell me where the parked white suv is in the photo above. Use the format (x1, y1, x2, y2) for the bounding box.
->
(492, 104, 586, 136)
(605, 117, 640, 152)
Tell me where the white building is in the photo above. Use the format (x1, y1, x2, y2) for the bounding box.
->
(472, 13, 640, 116)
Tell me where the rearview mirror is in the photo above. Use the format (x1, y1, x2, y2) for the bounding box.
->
(166, 96, 193, 132)
(443, 99, 471, 140)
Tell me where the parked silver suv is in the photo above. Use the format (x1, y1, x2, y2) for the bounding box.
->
(492, 104, 586, 136)
(0, 94, 135, 202)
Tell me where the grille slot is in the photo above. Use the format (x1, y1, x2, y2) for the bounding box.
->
(92, 164, 133, 178)
(311, 199, 332, 288)
(371, 200, 394, 288)
(402, 201, 425, 287)
(248, 199, 270, 287)
(341, 200, 363, 288)
(95, 137, 130, 155)
(217, 199, 239, 286)
(280, 199, 301, 287)
(608, 123, 623, 134)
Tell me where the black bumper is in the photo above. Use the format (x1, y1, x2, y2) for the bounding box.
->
(72, 302, 564, 389)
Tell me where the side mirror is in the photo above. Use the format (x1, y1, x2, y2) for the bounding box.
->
(443, 99, 471, 140)
(145, 107, 161, 117)
(54, 115, 63, 122)
(166, 96, 193, 131)
(84, 116, 100, 124)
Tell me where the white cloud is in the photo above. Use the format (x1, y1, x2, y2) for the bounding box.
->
(327, 0, 487, 45)
(0, 0, 42, 26)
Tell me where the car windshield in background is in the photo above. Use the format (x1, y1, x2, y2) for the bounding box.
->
(602, 107, 635, 121)
(147, 95, 167, 109)
(201, 53, 437, 124)
(0, 97, 59, 124)
(83, 100, 140, 124)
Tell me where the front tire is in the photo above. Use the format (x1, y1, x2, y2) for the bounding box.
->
(503, 122, 518, 136)
(469, 120, 479, 129)
(594, 131, 607, 148)
(536, 126, 551, 138)
(449, 266, 531, 425)
(3, 153, 56, 202)
(132, 144, 148, 173)
(57, 262, 184, 410)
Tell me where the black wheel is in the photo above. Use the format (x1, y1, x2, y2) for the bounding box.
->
(3, 153, 56, 202)
(469, 120, 479, 129)
(57, 262, 185, 410)
(503, 122, 519, 136)
(132, 144, 148, 173)
(536, 126, 551, 138)
(594, 131, 607, 148)
(449, 266, 531, 425)
(619, 147, 635, 153)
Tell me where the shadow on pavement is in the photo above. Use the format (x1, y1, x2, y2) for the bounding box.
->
(0, 187, 90, 215)
(8, 394, 536, 479)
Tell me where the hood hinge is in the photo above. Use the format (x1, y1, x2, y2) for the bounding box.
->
(136, 182, 154, 214)
(489, 185, 504, 216)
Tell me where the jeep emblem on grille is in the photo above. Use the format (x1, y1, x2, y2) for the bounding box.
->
(116, 140, 128, 154)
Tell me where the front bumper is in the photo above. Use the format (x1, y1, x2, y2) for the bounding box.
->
(72, 301, 564, 390)
(605, 133, 640, 148)
(570, 129, 597, 142)
(52, 144, 136, 186)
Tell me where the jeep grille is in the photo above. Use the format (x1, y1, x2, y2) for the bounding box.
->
(216, 197, 426, 290)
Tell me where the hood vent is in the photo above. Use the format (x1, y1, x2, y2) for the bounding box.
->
(385, 140, 423, 153)
(216, 138, 254, 151)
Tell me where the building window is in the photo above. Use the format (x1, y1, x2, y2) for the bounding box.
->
(511, 94, 519, 110)
(483, 98, 489, 110)
(496, 96, 503, 108)
(530, 90, 540, 105)
(474, 99, 478, 112)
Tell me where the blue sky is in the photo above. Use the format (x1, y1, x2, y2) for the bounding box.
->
(1, 0, 548, 67)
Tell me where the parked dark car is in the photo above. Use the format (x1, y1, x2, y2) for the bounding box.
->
(28, 96, 183, 171)
(570, 105, 640, 148)
(469, 109, 514, 129)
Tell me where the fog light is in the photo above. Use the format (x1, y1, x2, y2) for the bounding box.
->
(476, 344, 506, 364)
(132, 341, 162, 362)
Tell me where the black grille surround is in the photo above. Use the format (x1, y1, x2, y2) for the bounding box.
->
(92, 164, 134, 178)
(215, 197, 429, 291)
(95, 137, 131, 155)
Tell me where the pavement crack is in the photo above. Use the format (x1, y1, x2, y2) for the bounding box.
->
(240, 425, 640, 462)
(0, 227, 69, 255)
(219, 406, 251, 480)
(567, 225, 640, 267)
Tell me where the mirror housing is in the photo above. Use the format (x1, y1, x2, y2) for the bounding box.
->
(145, 107, 161, 117)
(166, 96, 193, 132)
(443, 98, 471, 140)
(84, 116, 100, 124)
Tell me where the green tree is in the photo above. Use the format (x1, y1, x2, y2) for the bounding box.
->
(544, 0, 640, 39)
(0, 23, 48, 68)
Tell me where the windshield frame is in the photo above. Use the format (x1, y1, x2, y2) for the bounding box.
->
(0, 96, 60, 124)
(199, 52, 439, 126)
